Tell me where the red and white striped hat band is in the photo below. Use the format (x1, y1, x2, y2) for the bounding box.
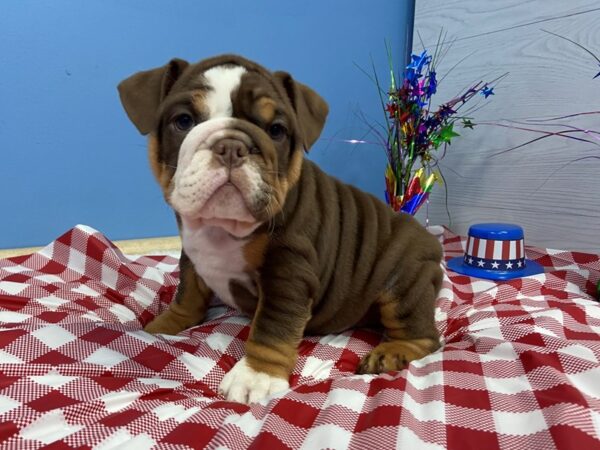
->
(449, 223, 543, 279)
(464, 236, 526, 271)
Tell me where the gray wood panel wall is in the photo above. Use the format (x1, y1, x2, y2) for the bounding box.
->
(414, 1, 600, 252)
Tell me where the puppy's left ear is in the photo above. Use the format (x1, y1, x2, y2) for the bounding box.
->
(273, 71, 329, 151)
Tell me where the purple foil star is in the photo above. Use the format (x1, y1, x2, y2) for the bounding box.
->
(438, 104, 456, 119)
(413, 79, 426, 96)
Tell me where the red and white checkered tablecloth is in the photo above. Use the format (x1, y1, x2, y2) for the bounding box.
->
(1, 225, 599, 449)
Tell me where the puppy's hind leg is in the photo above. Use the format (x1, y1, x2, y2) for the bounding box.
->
(357, 260, 442, 374)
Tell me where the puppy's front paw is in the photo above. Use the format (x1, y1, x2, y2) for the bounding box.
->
(219, 357, 289, 404)
(144, 310, 191, 335)
(357, 338, 439, 374)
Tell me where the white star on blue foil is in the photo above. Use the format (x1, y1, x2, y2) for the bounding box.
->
(491, 261, 500, 269)
(477, 260, 485, 267)
(505, 261, 514, 269)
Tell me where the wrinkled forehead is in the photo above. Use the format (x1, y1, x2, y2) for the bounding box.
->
(166, 61, 290, 123)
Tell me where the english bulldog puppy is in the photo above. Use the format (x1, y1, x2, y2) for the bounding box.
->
(118, 55, 443, 404)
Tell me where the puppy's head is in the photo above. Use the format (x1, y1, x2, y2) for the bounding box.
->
(118, 55, 328, 238)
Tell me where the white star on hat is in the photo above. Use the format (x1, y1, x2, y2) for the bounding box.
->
(505, 261, 514, 269)
(477, 260, 485, 267)
(517, 260, 523, 268)
(491, 261, 500, 269)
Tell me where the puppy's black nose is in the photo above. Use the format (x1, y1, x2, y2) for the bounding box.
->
(211, 138, 249, 168)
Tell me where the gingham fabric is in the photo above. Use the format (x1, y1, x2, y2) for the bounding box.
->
(1, 225, 599, 449)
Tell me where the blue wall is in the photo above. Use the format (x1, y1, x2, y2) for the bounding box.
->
(0, 0, 415, 248)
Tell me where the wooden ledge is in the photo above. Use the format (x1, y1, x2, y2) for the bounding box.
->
(0, 236, 182, 259)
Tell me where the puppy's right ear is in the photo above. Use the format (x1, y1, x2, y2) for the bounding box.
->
(117, 58, 189, 135)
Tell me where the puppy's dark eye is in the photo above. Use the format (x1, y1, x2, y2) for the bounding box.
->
(173, 114, 195, 131)
(267, 123, 287, 141)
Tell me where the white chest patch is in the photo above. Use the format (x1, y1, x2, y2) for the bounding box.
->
(181, 223, 254, 310)
(203, 65, 247, 119)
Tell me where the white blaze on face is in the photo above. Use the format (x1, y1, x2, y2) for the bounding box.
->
(169, 65, 264, 239)
(203, 65, 247, 119)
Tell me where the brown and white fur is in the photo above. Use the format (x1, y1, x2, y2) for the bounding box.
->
(118, 54, 443, 404)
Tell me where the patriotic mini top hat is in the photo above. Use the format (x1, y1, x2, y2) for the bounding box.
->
(447, 223, 544, 280)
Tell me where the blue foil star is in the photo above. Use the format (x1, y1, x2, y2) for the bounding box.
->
(406, 50, 431, 73)
(416, 97, 428, 108)
(405, 68, 418, 83)
(481, 86, 495, 98)
(426, 71, 437, 96)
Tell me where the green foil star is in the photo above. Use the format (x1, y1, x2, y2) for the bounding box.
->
(438, 123, 460, 144)
(462, 118, 475, 129)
